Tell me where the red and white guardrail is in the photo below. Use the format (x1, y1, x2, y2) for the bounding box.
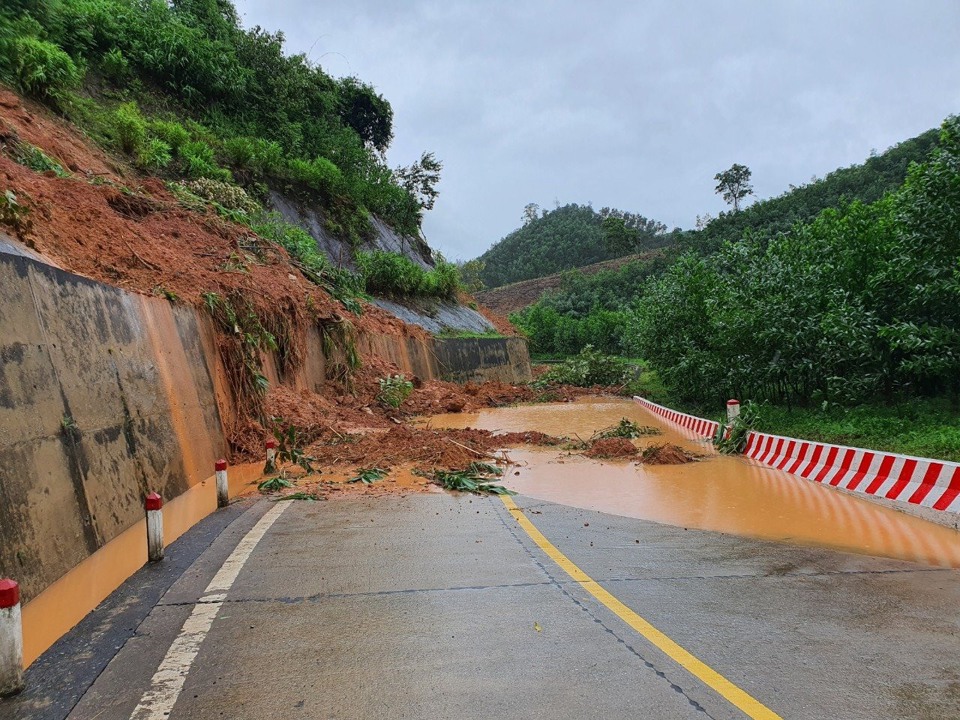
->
(633, 396, 719, 439)
(744, 432, 960, 513)
(634, 396, 960, 513)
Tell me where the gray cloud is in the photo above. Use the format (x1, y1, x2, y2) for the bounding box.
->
(234, 0, 960, 259)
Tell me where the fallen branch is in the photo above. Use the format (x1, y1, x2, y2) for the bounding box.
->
(446, 437, 498, 460)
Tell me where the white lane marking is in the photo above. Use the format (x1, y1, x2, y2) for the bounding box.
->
(130, 502, 288, 720)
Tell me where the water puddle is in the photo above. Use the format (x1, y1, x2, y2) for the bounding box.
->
(431, 397, 960, 569)
(21, 463, 263, 666)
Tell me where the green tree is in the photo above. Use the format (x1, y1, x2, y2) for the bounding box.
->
(456, 259, 486, 293)
(601, 216, 639, 254)
(714, 163, 754, 212)
(395, 151, 442, 212)
(522, 202, 540, 225)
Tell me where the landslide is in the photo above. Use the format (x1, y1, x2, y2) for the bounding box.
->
(0, 85, 619, 492)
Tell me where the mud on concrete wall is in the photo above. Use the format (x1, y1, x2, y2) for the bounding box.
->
(433, 338, 533, 384)
(0, 250, 532, 602)
(0, 252, 227, 601)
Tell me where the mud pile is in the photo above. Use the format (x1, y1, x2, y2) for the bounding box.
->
(584, 438, 639, 459)
(638, 444, 699, 465)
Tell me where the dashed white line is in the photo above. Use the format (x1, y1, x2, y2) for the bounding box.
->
(129, 502, 288, 720)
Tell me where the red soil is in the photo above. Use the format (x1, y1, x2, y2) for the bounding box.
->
(0, 84, 627, 498)
(638, 444, 698, 465)
(584, 438, 639, 459)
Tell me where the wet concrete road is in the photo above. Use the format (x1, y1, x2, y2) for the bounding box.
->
(10, 491, 958, 720)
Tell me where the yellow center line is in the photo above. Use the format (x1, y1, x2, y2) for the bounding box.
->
(500, 495, 782, 720)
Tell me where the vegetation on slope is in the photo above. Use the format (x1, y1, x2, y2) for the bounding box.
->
(630, 116, 960, 409)
(477, 203, 676, 288)
(511, 254, 670, 356)
(0, 0, 460, 301)
(511, 126, 946, 363)
(689, 128, 940, 255)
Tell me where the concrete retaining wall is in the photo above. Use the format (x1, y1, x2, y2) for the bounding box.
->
(434, 337, 533, 384)
(0, 253, 227, 600)
(0, 251, 532, 601)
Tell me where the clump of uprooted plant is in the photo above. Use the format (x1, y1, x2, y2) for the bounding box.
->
(421, 461, 515, 496)
(347, 467, 389, 485)
(591, 418, 660, 441)
(714, 401, 760, 455)
(376, 374, 413, 409)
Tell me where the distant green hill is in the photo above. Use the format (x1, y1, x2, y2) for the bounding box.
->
(477, 130, 939, 292)
(509, 125, 946, 361)
(477, 204, 676, 289)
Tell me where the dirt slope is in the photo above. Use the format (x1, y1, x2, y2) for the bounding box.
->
(475, 250, 661, 315)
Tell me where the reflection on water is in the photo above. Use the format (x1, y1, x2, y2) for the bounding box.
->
(431, 397, 960, 569)
(21, 463, 262, 667)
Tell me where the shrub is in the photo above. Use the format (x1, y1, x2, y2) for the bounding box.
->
(357, 250, 461, 299)
(180, 140, 231, 181)
(137, 138, 172, 170)
(100, 47, 129, 83)
(149, 120, 190, 154)
(357, 250, 424, 296)
(423, 258, 461, 299)
(222, 136, 255, 169)
(535, 345, 629, 388)
(222, 136, 285, 177)
(287, 157, 344, 195)
(113, 101, 146, 155)
(6, 36, 81, 105)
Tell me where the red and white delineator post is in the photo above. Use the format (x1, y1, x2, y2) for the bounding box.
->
(215, 459, 229, 508)
(265, 439, 278, 472)
(145, 492, 164, 562)
(0, 578, 23, 697)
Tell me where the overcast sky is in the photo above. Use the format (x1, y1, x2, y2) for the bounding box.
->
(234, 0, 960, 261)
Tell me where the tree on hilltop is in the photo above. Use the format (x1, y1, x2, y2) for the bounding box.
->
(714, 163, 754, 212)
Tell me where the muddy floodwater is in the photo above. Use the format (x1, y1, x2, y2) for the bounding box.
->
(430, 396, 960, 569)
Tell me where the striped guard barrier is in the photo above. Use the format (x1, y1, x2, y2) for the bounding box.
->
(633, 396, 719, 439)
(745, 432, 960, 513)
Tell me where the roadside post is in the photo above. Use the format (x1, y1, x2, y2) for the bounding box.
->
(215, 459, 229, 508)
(727, 399, 740, 423)
(0, 578, 23, 697)
(265, 438, 278, 472)
(145, 492, 164, 562)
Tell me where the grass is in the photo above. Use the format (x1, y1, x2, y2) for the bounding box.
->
(645, 384, 960, 463)
(626, 368, 960, 462)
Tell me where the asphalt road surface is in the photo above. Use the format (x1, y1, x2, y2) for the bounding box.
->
(7, 492, 960, 720)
